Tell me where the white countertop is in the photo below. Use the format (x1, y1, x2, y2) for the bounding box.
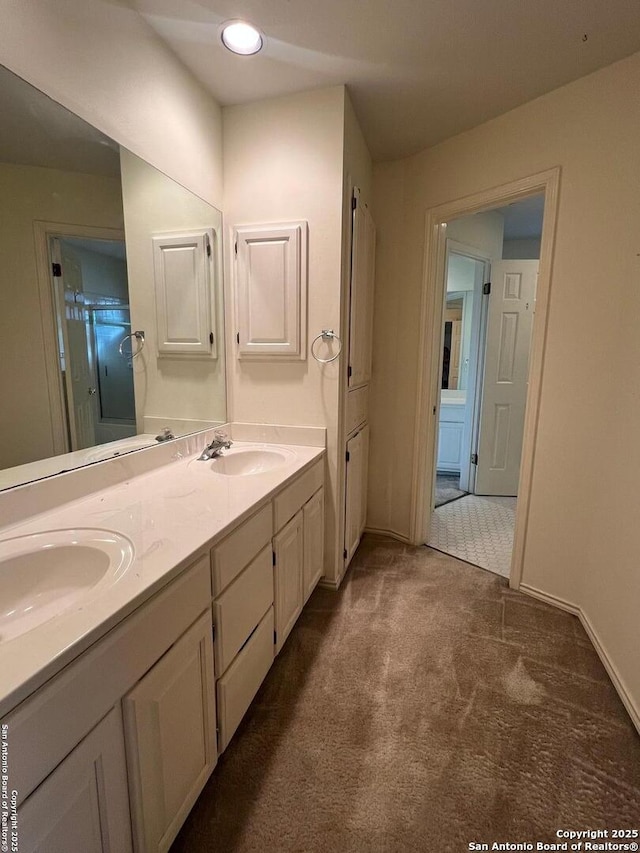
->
(0, 440, 325, 717)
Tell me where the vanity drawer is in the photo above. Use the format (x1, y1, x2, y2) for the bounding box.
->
(3, 554, 212, 803)
(273, 459, 324, 531)
(211, 503, 272, 595)
(213, 545, 273, 677)
(216, 606, 274, 753)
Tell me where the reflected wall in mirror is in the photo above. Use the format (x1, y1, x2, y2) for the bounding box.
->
(0, 65, 226, 491)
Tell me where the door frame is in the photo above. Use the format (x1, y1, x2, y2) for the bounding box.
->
(33, 221, 126, 455)
(410, 168, 561, 589)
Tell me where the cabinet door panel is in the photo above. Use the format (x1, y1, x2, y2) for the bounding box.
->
(348, 189, 376, 388)
(303, 487, 324, 602)
(153, 230, 215, 356)
(344, 430, 363, 565)
(123, 611, 216, 853)
(273, 510, 304, 654)
(19, 707, 132, 853)
(235, 222, 307, 359)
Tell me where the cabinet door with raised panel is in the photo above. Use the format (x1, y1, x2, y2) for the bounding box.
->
(303, 487, 324, 602)
(348, 188, 376, 388)
(344, 429, 364, 565)
(123, 611, 216, 853)
(273, 510, 304, 654)
(19, 706, 132, 853)
(153, 230, 216, 357)
(235, 222, 307, 359)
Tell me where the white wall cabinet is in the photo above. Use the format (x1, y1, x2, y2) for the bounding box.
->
(123, 611, 216, 853)
(18, 707, 132, 853)
(348, 189, 376, 388)
(153, 230, 216, 357)
(341, 187, 375, 577)
(234, 221, 307, 359)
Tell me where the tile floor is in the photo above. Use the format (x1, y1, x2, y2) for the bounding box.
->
(428, 494, 516, 577)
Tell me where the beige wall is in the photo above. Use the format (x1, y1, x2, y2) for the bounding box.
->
(223, 86, 346, 578)
(120, 150, 226, 432)
(0, 162, 124, 468)
(0, 0, 223, 208)
(370, 51, 640, 716)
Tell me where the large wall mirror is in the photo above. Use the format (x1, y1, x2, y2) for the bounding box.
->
(0, 64, 226, 491)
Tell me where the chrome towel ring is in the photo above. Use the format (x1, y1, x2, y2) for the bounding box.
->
(118, 330, 146, 359)
(311, 329, 342, 363)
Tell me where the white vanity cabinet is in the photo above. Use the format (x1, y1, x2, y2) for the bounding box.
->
(4, 555, 214, 853)
(123, 612, 216, 853)
(210, 506, 275, 753)
(273, 459, 324, 653)
(18, 706, 132, 853)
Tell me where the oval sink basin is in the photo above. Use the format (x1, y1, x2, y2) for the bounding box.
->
(209, 447, 294, 476)
(0, 529, 134, 642)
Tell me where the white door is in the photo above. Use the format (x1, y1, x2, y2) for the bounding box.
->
(475, 260, 538, 496)
(52, 239, 96, 450)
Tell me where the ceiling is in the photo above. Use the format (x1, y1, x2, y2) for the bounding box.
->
(131, 0, 640, 161)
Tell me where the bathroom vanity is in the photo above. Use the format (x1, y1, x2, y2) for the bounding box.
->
(0, 431, 325, 852)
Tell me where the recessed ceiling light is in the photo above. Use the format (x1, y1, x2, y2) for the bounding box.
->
(221, 21, 263, 56)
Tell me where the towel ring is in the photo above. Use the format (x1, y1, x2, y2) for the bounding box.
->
(118, 330, 146, 359)
(311, 329, 342, 364)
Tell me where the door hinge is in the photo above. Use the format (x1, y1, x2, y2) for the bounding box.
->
(52, 262, 62, 277)
(205, 233, 211, 258)
(273, 630, 277, 644)
(343, 548, 348, 560)
(236, 332, 240, 344)
(348, 365, 352, 379)
(346, 450, 350, 463)
(483, 282, 491, 295)
(352, 196, 357, 210)
(209, 332, 214, 345)
(471, 453, 478, 465)
(272, 550, 276, 566)
(234, 241, 238, 256)
(212, 624, 216, 641)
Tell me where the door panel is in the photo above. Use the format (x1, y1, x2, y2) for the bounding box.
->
(475, 260, 538, 496)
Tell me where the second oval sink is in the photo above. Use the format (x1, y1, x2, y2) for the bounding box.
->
(208, 447, 294, 476)
(0, 528, 134, 642)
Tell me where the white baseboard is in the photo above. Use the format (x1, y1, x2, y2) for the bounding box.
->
(520, 583, 640, 735)
(363, 525, 411, 544)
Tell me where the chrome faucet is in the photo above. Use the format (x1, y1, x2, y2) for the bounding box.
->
(198, 430, 232, 461)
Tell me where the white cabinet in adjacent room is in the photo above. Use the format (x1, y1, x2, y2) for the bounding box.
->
(234, 221, 308, 359)
(123, 611, 216, 853)
(19, 707, 132, 853)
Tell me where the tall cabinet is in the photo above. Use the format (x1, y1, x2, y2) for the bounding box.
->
(343, 187, 376, 571)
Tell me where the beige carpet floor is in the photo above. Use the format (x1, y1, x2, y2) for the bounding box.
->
(171, 535, 640, 853)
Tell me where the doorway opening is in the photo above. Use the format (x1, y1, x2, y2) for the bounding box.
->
(49, 234, 135, 452)
(409, 168, 560, 588)
(429, 196, 544, 577)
